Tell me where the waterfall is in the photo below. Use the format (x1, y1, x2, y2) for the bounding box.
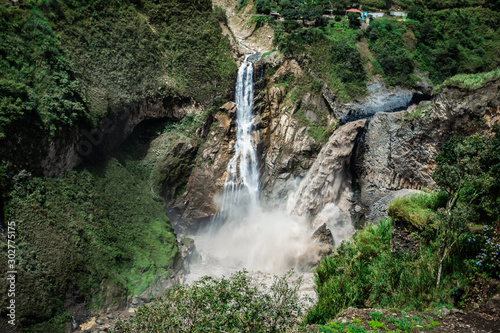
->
(216, 55, 259, 225)
(186, 54, 319, 280)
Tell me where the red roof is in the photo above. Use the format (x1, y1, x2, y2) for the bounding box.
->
(346, 8, 362, 13)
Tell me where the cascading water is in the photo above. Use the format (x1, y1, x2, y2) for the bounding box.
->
(215, 55, 260, 225)
(185, 53, 320, 303)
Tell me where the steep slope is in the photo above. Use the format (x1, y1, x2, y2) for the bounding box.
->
(0, 0, 237, 331)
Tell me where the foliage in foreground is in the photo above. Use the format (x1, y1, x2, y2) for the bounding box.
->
(318, 312, 441, 333)
(115, 270, 306, 333)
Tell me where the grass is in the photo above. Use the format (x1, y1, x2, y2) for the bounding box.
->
(405, 102, 434, 120)
(387, 192, 448, 230)
(262, 49, 276, 58)
(434, 68, 500, 93)
(305, 218, 467, 325)
(317, 314, 441, 333)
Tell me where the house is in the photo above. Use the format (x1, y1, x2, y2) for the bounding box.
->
(390, 11, 407, 18)
(369, 12, 385, 18)
(346, 8, 362, 17)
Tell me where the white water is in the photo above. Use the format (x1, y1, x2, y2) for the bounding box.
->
(216, 55, 260, 223)
(184, 54, 354, 303)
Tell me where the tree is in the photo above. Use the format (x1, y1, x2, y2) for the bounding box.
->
(432, 128, 500, 287)
(256, 0, 273, 14)
(302, 6, 324, 21)
(348, 12, 361, 29)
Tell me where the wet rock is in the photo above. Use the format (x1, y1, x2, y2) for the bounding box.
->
(288, 119, 366, 221)
(323, 79, 413, 123)
(312, 223, 334, 247)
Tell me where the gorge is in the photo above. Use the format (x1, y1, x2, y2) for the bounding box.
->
(0, 0, 499, 332)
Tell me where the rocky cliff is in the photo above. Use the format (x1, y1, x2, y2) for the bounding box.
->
(153, 56, 499, 234)
(354, 79, 500, 222)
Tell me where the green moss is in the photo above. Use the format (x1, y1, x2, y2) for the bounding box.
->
(404, 102, 434, 119)
(293, 106, 335, 144)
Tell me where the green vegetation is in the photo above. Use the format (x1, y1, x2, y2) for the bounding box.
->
(293, 106, 335, 143)
(0, 0, 236, 181)
(253, 0, 499, 94)
(366, 7, 499, 87)
(411, 7, 499, 83)
(307, 129, 500, 325)
(0, 158, 178, 329)
(115, 270, 305, 332)
(435, 68, 500, 92)
(0, 2, 237, 325)
(404, 102, 433, 119)
(273, 20, 367, 102)
(388, 191, 447, 230)
(366, 19, 415, 87)
(316, 314, 441, 333)
(305, 219, 460, 324)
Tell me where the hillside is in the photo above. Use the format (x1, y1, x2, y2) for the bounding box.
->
(0, 0, 499, 332)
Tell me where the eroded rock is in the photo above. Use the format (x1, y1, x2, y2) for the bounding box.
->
(354, 80, 500, 216)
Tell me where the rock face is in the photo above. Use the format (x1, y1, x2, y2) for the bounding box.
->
(41, 96, 202, 177)
(287, 119, 366, 221)
(355, 80, 500, 219)
(258, 57, 335, 206)
(312, 223, 335, 246)
(323, 79, 415, 123)
(166, 102, 238, 231)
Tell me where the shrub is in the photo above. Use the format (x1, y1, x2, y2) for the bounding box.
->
(115, 270, 306, 332)
(306, 219, 459, 325)
(348, 12, 361, 29)
(214, 5, 228, 25)
(434, 68, 500, 93)
(256, 0, 273, 14)
(468, 223, 500, 278)
(366, 19, 415, 87)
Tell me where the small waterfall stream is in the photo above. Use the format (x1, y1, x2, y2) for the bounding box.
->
(217, 55, 260, 223)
